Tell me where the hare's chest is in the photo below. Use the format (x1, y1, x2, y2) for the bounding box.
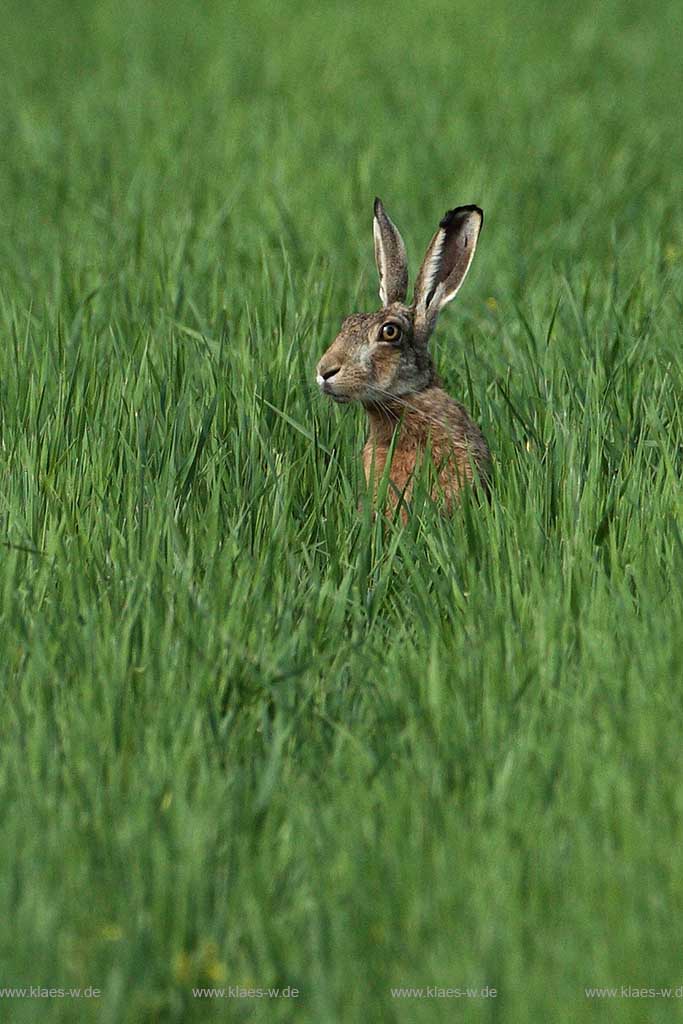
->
(362, 439, 418, 491)
(362, 431, 468, 514)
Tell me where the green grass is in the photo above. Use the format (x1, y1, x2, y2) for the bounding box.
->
(1, 0, 683, 1021)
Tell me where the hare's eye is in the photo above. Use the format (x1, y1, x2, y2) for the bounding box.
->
(380, 322, 401, 343)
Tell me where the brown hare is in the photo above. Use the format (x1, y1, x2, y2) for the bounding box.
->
(316, 198, 490, 518)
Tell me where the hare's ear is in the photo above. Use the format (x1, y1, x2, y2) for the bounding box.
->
(373, 197, 408, 305)
(413, 205, 483, 333)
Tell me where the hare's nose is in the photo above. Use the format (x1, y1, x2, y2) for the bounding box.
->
(320, 365, 341, 381)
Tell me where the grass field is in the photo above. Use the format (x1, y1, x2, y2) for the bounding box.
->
(1, 0, 683, 1021)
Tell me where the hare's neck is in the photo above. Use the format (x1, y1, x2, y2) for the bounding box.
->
(365, 386, 443, 445)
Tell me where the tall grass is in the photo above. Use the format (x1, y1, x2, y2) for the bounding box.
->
(0, 0, 682, 1020)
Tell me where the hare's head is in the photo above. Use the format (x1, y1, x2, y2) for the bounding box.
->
(316, 198, 483, 406)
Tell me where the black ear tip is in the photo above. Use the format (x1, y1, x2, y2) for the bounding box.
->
(440, 204, 484, 229)
(374, 196, 384, 216)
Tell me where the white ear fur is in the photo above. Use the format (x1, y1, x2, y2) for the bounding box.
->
(414, 206, 483, 320)
(373, 197, 409, 306)
(414, 227, 447, 310)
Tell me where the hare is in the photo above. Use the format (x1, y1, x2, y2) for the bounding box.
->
(316, 198, 490, 517)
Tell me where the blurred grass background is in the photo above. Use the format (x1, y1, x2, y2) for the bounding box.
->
(0, 0, 682, 1021)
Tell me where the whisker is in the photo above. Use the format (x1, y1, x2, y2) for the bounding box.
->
(366, 385, 461, 438)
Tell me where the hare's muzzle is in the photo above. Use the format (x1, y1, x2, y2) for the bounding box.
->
(317, 366, 340, 383)
(316, 359, 342, 394)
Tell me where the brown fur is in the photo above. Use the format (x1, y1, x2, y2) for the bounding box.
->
(362, 388, 490, 519)
(316, 199, 490, 518)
